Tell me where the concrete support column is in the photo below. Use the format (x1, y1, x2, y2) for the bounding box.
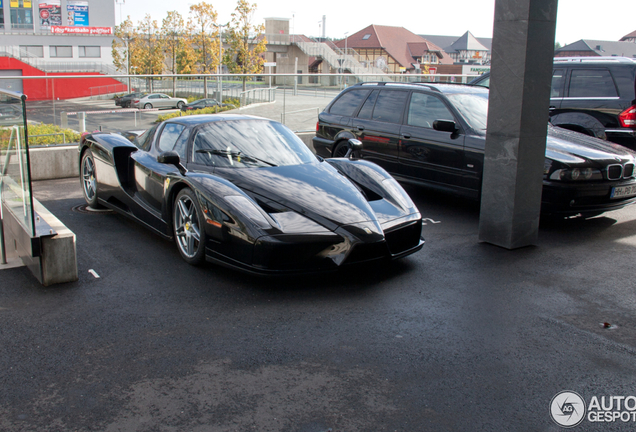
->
(478, 0, 558, 249)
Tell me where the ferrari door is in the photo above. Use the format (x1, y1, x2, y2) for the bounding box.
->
(131, 122, 189, 218)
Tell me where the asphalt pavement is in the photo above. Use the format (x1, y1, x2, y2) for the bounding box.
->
(2, 176, 636, 431)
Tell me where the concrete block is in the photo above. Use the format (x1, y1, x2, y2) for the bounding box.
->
(29, 145, 78, 181)
(34, 199, 78, 286)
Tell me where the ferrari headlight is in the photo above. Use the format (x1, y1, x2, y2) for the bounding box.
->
(224, 195, 271, 229)
(549, 167, 602, 181)
(382, 178, 414, 210)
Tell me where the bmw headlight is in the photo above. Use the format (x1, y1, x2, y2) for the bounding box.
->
(549, 167, 602, 181)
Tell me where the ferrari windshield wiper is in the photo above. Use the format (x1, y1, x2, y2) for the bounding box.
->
(196, 149, 278, 167)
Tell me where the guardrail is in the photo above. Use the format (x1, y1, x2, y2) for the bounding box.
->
(281, 107, 320, 126)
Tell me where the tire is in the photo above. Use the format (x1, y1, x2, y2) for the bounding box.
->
(173, 188, 206, 265)
(144, 103, 153, 109)
(80, 149, 102, 209)
(334, 141, 350, 158)
(176, 101, 184, 109)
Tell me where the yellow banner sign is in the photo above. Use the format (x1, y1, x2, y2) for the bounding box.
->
(11, 0, 32, 7)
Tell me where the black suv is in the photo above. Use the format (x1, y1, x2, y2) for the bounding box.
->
(313, 82, 636, 217)
(469, 57, 636, 148)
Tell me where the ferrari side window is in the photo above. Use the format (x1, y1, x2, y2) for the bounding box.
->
(157, 123, 186, 154)
(134, 124, 159, 151)
(173, 128, 191, 161)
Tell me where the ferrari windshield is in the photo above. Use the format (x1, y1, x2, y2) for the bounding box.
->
(191, 119, 316, 167)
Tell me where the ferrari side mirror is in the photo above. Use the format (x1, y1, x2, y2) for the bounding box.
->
(158, 151, 187, 176)
(346, 139, 363, 159)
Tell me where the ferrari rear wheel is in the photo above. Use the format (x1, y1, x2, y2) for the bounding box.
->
(173, 188, 206, 265)
(80, 149, 102, 208)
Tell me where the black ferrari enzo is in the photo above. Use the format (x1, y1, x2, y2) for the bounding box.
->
(78, 114, 424, 274)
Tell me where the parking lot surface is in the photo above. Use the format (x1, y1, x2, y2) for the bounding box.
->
(2, 178, 636, 431)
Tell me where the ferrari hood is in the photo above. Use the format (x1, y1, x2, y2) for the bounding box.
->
(214, 162, 381, 230)
(546, 126, 636, 165)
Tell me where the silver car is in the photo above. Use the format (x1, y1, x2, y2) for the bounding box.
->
(132, 93, 187, 110)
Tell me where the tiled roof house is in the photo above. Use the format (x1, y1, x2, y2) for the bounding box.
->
(333, 25, 452, 73)
(620, 30, 636, 43)
(555, 40, 636, 58)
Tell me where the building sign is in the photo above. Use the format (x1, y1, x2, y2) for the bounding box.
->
(66, 0, 88, 26)
(38, 0, 61, 28)
(10, 0, 32, 7)
(51, 25, 111, 35)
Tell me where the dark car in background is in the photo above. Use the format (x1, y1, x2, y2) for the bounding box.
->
(181, 98, 235, 112)
(469, 57, 636, 148)
(115, 92, 146, 108)
(313, 82, 636, 217)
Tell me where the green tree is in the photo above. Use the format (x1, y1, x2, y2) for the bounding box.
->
(224, 0, 267, 91)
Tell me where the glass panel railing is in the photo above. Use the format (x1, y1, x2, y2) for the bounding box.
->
(0, 88, 34, 238)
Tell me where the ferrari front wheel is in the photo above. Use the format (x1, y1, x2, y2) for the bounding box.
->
(173, 188, 206, 265)
(80, 149, 101, 208)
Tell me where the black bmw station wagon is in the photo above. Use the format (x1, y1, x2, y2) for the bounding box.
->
(313, 82, 636, 217)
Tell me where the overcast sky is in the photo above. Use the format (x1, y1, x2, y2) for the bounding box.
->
(116, 0, 634, 46)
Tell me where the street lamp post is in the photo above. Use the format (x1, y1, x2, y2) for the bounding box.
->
(344, 32, 349, 88)
(213, 23, 226, 104)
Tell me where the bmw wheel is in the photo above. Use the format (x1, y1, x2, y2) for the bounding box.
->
(80, 149, 101, 208)
(144, 103, 153, 109)
(173, 188, 206, 265)
(334, 141, 351, 158)
(176, 101, 184, 109)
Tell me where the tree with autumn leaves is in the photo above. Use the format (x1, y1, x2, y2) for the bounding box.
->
(111, 0, 266, 89)
(224, 0, 267, 91)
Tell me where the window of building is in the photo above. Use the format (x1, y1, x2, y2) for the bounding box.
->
(79, 46, 101, 58)
(20, 45, 44, 58)
(0, 9, 4, 29)
(10, 7, 33, 30)
(50, 46, 73, 58)
(362, 34, 371, 40)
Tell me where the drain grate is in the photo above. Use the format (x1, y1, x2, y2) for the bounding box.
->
(72, 204, 113, 214)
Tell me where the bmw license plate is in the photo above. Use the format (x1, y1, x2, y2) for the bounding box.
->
(611, 185, 636, 199)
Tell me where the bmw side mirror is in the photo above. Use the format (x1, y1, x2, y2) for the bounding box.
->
(158, 151, 187, 176)
(433, 120, 458, 133)
(433, 120, 460, 139)
(346, 139, 363, 159)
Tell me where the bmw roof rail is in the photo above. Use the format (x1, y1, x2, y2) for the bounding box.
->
(553, 56, 636, 64)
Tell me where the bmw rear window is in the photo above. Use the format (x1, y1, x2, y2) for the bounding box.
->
(328, 89, 370, 116)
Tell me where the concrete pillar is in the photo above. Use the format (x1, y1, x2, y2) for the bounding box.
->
(478, 0, 558, 249)
(78, 112, 86, 133)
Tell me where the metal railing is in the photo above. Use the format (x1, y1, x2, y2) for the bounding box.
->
(240, 87, 277, 106)
(29, 133, 67, 145)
